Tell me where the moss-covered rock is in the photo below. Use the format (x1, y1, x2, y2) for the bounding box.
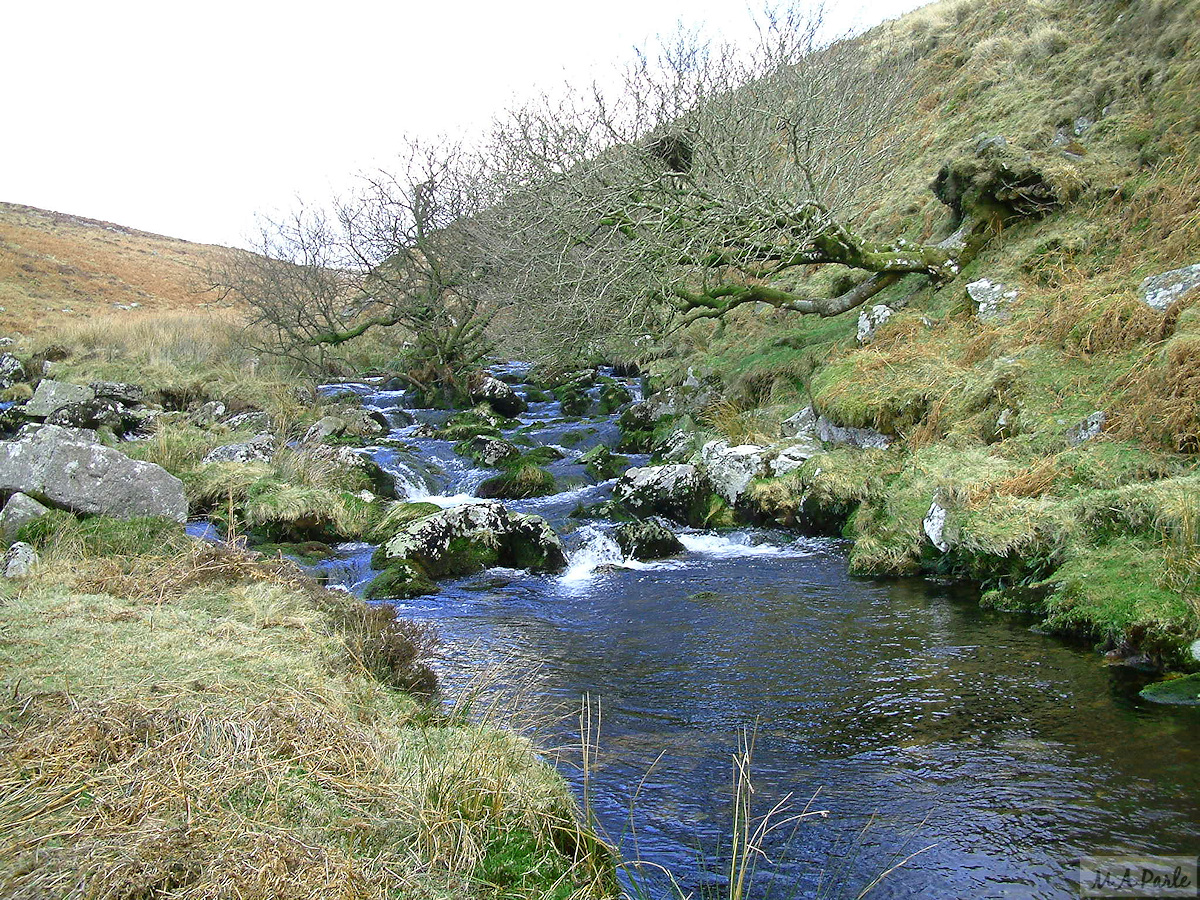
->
(1140, 674, 1200, 705)
(613, 464, 714, 526)
(554, 383, 592, 417)
(380, 503, 567, 579)
(614, 518, 685, 560)
(454, 435, 521, 467)
(363, 559, 437, 600)
(598, 379, 633, 414)
(578, 446, 629, 480)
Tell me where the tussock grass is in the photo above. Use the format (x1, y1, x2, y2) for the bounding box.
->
(702, 399, 777, 446)
(848, 446, 1020, 574)
(1, 531, 612, 898)
(143, 441, 383, 543)
(1112, 333, 1200, 453)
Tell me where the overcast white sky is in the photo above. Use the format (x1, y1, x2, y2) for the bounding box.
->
(2, 0, 926, 248)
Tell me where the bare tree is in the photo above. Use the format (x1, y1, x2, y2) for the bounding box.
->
(212, 140, 503, 395)
(485, 6, 1078, 337)
(212, 207, 358, 375)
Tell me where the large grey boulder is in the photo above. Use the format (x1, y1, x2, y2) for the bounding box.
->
(203, 433, 276, 464)
(46, 397, 126, 430)
(1139, 263, 1200, 311)
(660, 429, 699, 463)
(780, 406, 819, 440)
(0, 425, 186, 522)
(225, 411, 271, 431)
(26, 380, 95, 418)
(644, 383, 720, 420)
(0, 492, 50, 543)
(699, 440, 771, 504)
(816, 416, 892, 450)
(90, 381, 146, 405)
(461, 435, 520, 467)
(343, 407, 390, 437)
(779, 404, 890, 451)
(382, 502, 565, 576)
(769, 442, 820, 477)
(2, 541, 38, 578)
(189, 401, 226, 427)
(471, 375, 527, 417)
(966, 278, 1019, 324)
(614, 464, 711, 524)
(303, 415, 346, 443)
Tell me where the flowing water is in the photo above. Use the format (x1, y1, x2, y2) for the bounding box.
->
(314, 366, 1200, 899)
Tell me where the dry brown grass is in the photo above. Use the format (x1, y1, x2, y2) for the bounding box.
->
(1113, 154, 1200, 272)
(0, 202, 247, 336)
(1, 538, 612, 899)
(970, 455, 1072, 502)
(1, 692, 401, 900)
(1111, 334, 1200, 453)
(1040, 289, 1170, 357)
(68, 541, 318, 605)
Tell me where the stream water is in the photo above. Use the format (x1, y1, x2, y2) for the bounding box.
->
(315, 365, 1200, 899)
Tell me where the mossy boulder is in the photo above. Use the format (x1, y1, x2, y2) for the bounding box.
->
(455, 435, 521, 468)
(363, 559, 438, 600)
(552, 375, 594, 416)
(598, 380, 633, 414)
(613, 464, 713, 526)
(1140, 674, 1200, 705)
(437, 406, 516, 442)
(614, 518, 685, 560)
(578, 446, 629, 480)
(616, 403, 657, 452)
(380, 502, 567, 579)
(470, 374, 528, 417)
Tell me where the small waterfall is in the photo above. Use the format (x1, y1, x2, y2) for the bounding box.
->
(311, 543, 376, 593)
(561, 526, 625, 583)
(372, 448, 439, 500)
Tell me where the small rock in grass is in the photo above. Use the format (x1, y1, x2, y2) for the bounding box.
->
(1065, 410, 1106, 446)
(2, 541, 39, 578)
(966, 278, 1019, 324)
(1139, 263, 1200, 312)
(0, 492, 50, 543)
(856, 305, 893, 344)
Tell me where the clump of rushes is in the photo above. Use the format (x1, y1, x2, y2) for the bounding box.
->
(478, 463, 557, 499)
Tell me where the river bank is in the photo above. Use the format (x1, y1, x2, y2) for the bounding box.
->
(0, 519, 614, 899)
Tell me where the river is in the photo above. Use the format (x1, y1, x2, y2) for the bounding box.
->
(314, 365, 1200, 899)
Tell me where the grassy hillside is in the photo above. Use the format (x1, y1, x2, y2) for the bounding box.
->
(0, 202, 242, 335)
(652, 0, 1200, 665)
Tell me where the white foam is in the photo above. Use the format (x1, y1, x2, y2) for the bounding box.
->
(678, 532, 810, 559)
(561, 527, 624, 583)
(420, 494, 493, 509)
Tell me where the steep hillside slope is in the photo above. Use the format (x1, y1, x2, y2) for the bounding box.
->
(0, 202, 241, 335)
(644, 0, 1200, 665)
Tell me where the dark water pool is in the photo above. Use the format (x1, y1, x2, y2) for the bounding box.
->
(378, 538, 1200, 898)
